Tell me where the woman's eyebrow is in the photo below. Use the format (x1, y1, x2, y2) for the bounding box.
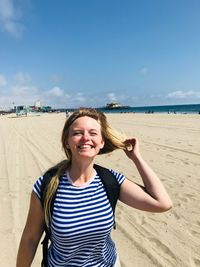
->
(72, 128, 99, 131)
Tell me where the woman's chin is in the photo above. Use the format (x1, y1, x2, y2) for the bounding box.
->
(77, 150, 99, 158)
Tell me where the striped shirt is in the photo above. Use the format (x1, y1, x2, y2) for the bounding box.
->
(33, 169, 125, 267)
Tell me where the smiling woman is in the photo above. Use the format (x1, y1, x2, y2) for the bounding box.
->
(66, 116, 105, 160)
(16, 108, 172, 267)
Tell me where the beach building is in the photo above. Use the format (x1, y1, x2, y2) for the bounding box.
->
(15, 105, 28, 116)
(35, 100, 41, 109)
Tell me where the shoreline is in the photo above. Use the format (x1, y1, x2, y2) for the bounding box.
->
(1, 110, 200, 120)
(1, 103, 200, 117)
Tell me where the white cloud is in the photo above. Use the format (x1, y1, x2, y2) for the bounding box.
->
(3, 20, 24, 37)
(11, 85, 38, 96)
(106, 92, 133, 104)
(0, 84, 40, 108)
(65, 93, 71, 99)
(51, 74, 62, 83)
(0, 0, 14, 19)
(74, 92, 86, 102)
(167, 90, 200, 99)
(43, 91, 89, 108)
(14, 72, 31, 84)
(0, 74, 7, 86)
(46, 87, 64, 97)
(10, 85, 40, 106)
(0, 78, 135, 109)
(0, 79, 77, 108)
(107, 92, 117, 102)
(0, 0, 24, 37)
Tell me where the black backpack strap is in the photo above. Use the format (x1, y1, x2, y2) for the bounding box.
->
(40, 168, 58, 207)
(41, 233, 49, 267)
(94, 164, 120, 229)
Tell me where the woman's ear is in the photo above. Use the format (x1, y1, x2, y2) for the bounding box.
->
(65, 142, 70, 149)
(100, 140, 105, 149)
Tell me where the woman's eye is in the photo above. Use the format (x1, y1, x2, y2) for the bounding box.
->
(73, 132, 81, 136)
(90, 132, 97, 136)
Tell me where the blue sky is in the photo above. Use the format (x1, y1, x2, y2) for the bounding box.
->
(0, 0, 200, 109)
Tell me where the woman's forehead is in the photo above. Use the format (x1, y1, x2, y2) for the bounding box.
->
(70, 116, 101, 129)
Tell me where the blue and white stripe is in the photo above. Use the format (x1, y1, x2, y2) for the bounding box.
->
(33, 169, 125, 267)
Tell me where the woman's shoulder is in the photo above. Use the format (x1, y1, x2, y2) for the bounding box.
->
(108, 168, 125, 185)
(33, 175, 44, 200)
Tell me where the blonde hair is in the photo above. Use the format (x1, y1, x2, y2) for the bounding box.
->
(44, 108, 126, 226)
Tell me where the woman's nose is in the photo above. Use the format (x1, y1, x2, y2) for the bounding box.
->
(82, 132, 90, 141)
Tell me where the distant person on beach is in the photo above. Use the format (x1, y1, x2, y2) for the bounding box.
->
(16, 108, 172, 267)
(66, 110, 71, 118)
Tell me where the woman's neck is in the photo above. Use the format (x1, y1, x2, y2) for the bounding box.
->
(68, 159, 95, 185)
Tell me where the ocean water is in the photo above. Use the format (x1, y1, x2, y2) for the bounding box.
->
(99, 104, 200, 114)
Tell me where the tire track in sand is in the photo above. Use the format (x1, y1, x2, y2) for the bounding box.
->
(0, 120, 19, 265)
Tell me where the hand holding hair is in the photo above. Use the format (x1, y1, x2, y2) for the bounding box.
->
(124, 138, 141, 161)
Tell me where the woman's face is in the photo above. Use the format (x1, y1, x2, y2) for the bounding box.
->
(67, 116, 105, 160)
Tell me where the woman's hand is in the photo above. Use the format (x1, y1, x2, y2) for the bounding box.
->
(124, 138, 141, 161)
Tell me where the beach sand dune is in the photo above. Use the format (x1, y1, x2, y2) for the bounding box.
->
(1, 113, 200, 267)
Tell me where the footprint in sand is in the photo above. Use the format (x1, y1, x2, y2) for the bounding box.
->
(148, 237, 176, 260)
(189, 257, 200, 266)
(190, 230, 200, 236)
(166, 160, 174, 164)
(171, 211, 180, 220)
(178, 197, 189, 203)
(166, 154, 173, 158)
(116, 210, 122, 220)
(197, 221, 200, 226)
(8, 192, 18, 199)
(194, 258, 200, 266)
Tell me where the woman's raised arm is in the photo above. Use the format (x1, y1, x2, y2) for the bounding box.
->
(120, 138, 172, 212)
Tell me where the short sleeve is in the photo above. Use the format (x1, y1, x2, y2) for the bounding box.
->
(33, 176, 44, 200)
(109, 169, 125, 185)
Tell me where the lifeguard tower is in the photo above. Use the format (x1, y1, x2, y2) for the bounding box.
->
(15, 105, 28, 117)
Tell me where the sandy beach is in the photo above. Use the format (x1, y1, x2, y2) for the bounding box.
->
(0, 112, 200, 267)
